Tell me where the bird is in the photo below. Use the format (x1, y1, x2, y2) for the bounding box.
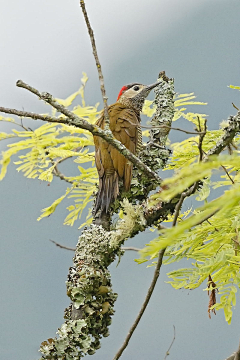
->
(93, 80, 159, 216)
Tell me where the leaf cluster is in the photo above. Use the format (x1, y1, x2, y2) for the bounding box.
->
(138, 88, 240, 323)
(0, 73, 99, 228)
(1, 78, 240, 322)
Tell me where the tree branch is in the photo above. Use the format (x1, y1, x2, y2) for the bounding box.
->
(79, 0, 110, 128)
(197, 117, 207, 161)
(50, 239, 141, 253)
(122, 246, 141, 252)
(50, 159, 75, 184)
(7, 72, 238, 360)
(139, 123, 206, 135)
(143, 111, 240, 231)
(12, 80, 161, 183)
(172, 183, 198, 227)
(221, 165, 235, 184)
(113, 122, 224, 359)
(234, 340, 240, 360)
(164, 325, 176, 360)
(113, 248, 166, 360)
(0, 75, 174, 360)
(50, 239, 76, 251)
(207, 112, 240, 156)
(171, 118, 207, 226)
(0, 106, 60, 122)
(223, 339, 240, 360)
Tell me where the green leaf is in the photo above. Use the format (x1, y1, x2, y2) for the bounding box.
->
(153, 154, 239, 202)
(38, 187, 74, 220)
(228, 84, 240, 91)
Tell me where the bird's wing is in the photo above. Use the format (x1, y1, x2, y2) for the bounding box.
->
(93, 105, 141, 213)
(109, 105, 140, 190)
(94, 112, 119, 214)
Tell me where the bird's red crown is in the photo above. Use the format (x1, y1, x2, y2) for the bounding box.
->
(117, 86, 128, 101)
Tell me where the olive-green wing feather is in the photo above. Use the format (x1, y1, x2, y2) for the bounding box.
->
(109, 106, 141, 190)
(93, 104, 141, 214)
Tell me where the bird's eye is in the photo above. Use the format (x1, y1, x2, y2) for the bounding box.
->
(133, 85, 139, 91)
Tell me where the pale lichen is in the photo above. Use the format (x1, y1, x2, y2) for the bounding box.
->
(39, 73, 176, 359)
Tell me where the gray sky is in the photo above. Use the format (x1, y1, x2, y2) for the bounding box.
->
(1, 1, 240, 359)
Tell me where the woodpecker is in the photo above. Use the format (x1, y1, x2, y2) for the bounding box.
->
(93, 81, 159, 216)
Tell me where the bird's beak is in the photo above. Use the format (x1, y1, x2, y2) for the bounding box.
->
(146, 81, 160, 91)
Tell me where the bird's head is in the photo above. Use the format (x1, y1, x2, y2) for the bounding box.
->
(116, 81, 159, 111)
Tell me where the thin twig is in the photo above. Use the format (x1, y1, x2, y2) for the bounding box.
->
(172, 192, 186, 227)
(122, 246, 141, 252)
(113, 248, 166, 360)
(46, 147, 83, 185)
(0, 116, 29, 131)
(172, 183, 198, 227)
(50, 157, 76, 184)
(52, 164, 74, 184)
(197, 118, 207, 161)
(233, 227, 239, 256)
(207, 111, 240, 156)
(232, 237, 240, 246)
(139, 123, 206, 135)
(50, 240, 141, 253)
(0, 106, 59, 122)
(79, 0, 110, 128)
(14, 80, 161, 183)
(232, 102, 240, 111)
(206, 219, 219, 232)
(164, 325, 176, 360)
(194, 208, 219, 227)
(50, 239, 76, 251)
(221, 165, 235, 184)
(172, 119, 207, 226)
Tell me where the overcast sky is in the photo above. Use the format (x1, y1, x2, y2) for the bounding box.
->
(1, 1, 240, 360)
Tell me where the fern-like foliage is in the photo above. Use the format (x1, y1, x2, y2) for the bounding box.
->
(137, 86, 240, 323)
(0, 73, 99, 227)
(1, 75, 239, 323)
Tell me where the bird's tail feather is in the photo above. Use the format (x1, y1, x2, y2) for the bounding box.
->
(94, 172, 119, 216)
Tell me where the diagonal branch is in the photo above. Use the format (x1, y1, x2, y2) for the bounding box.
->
(207, 112, 240, 156)
(113, 248, 166, 360)
(221, 165, 235, 184)
(50, 239, 76, 251)
(143, 111, 240, 230)
(9, 80, 161, 183)
(79, 0, 110, 128)
(50, 239, 141, 253)
(51, 163, 74, 184)
(164, 325, 176, 360)
(113, 113, 230, 358)
(172, 183, 198, 227)
(139, 123, 206, 135)
(0, 106, 59, 122)
(223, 339, 240, 360)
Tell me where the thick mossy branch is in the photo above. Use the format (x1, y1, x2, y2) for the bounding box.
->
(15, 80, 161, 184)
(94, 73, 175, 226)
(39, 73, 176, 359)
(40, 201, 146, 359)
(140, 71, 175, 171)
(140, 72, 174, 170)
(40, 225, 117, 359)
(207, 111, 240, 156)
(117, 73, 175, 207)
(37, 77, 240, 358)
